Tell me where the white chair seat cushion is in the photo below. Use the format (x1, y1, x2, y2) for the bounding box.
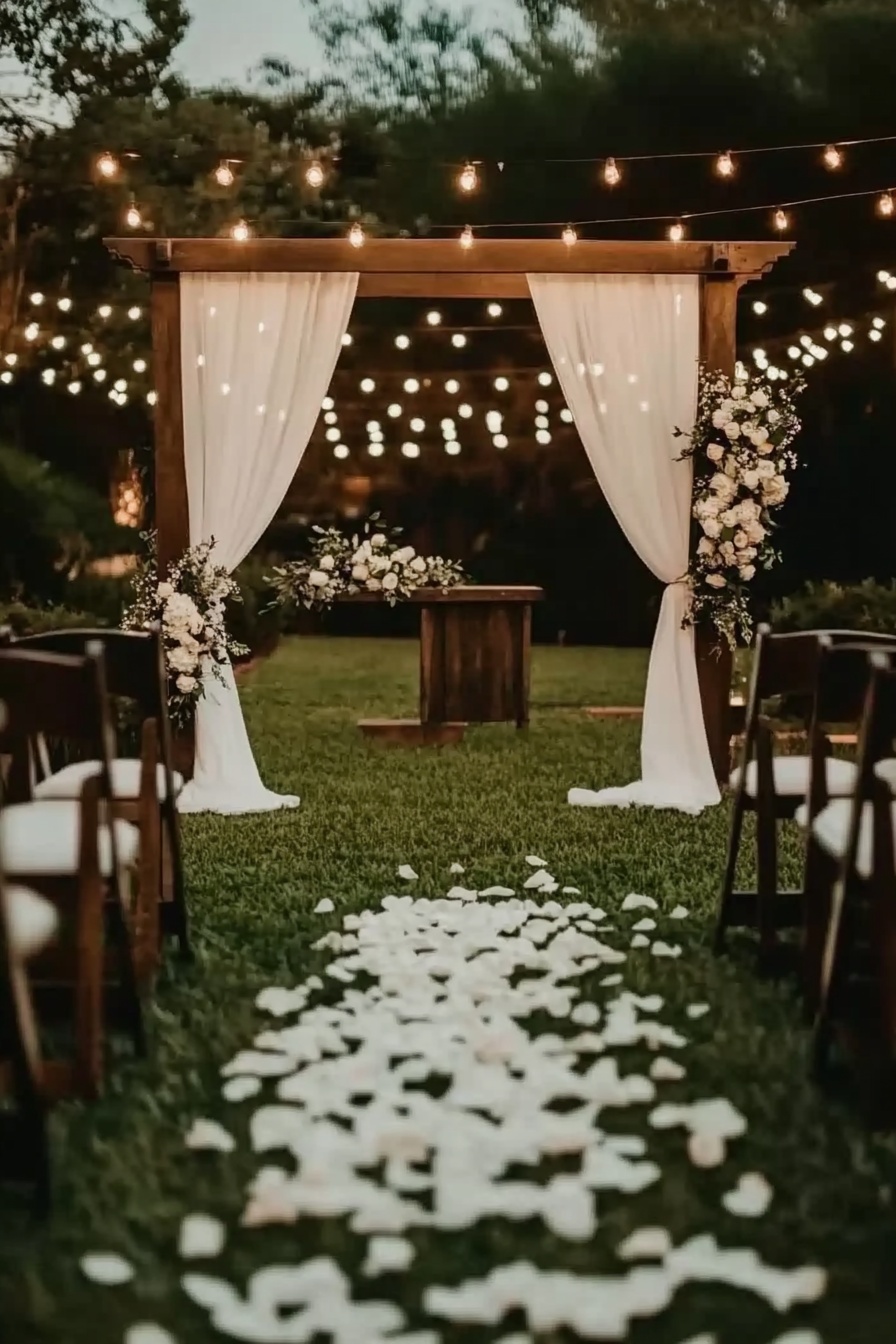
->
(730, 755, 858, 798)
(33, 759, 183, 803)
(3, 884, 58, 959)
(0, 801, 140, 878)
(810, 799, 896, 878)
(873, 758, 896, 792)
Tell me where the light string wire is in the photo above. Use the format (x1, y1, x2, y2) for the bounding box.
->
(437, 132, 896, 167)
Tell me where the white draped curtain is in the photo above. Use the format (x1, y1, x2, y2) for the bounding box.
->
(177, 271, 358, 815)
(528, 274, 720, 814)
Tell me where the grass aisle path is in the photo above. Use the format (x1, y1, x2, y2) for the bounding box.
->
(2, 638, 895, 1343)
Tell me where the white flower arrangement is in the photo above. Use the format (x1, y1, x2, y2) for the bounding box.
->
(123, 532, 248, 724)
(268, 514, 465, 611)
(676, 366, 803, 649)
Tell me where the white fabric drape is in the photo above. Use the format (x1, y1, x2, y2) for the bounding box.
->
(528, 273, 720, 814)
(177, 271, 358, 815)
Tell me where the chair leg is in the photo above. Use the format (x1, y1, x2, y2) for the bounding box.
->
(756, 804, 780, 966)
(164, 805, 192, 960)
(74, 870, 105, 1098)
(802, 838, 835, 1021)
(107, 871, 147, 1059)
(810, 877, 848, 1086)
(714, 798, 746, 955)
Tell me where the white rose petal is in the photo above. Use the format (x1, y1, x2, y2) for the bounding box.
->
(398, 864, 418, 881)
(670, 906, 689, 919)
(722, 1172, 774, 1218)
(631, 917, 656, 932)
(178, 1214, 226, 1259)
(525, 855, 547, 866)
(361, 1235, 415, 1277)
(688, 1131, 727, 1168)
(222, 1075, 261, 1103)
(184, 1119, 236, 1153)
(125, 1326, 178, 1344)
(80, 1252, 135, 1286)
(622, 893, 658, 912)
(652, 941, 682, 958)
(617, 1226, 673, 1260)
(687, 1003, 710, 1019)
(314, 898, 335, 914)
(449, 862, 465, 874)
(650, 1057, 686, 1082)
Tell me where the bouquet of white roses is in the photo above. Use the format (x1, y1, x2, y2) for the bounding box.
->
(267, 513, 465, 611)
(676, 365, 803, 649)
(123, 532, 248, 724)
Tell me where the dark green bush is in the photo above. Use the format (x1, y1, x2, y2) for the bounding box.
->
(770, 579, 896, 636)
(227, 554, 286, 659)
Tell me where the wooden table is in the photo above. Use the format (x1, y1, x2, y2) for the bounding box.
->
(354, 585, 543, 745)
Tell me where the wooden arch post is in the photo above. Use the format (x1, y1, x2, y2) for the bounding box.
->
(105, 236, 794, 781)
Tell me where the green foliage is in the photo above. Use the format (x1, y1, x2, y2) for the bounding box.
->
(227, 555, 287, 659)
(0, 443, 134, 601)
(0, 597, 106, 634)
(770, 578, 896, 634)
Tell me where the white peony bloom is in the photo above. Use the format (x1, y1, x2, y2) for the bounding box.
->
(702, 518, 722, 539)
(351, 563, 369, 582)
(724, 422, 741, 440)
(176, 673, 197, 693)
(741, 469, 760, 490)
(739, 564, 757, 581)
(767, 408, 780, 423)
(756, 459, 776, 478)
(710, 472, 735, 498)
(393, 545, 415, 566)
(319, 554, 336, 571)
(369, 533, 386, 548)
(409, 555, 427, 574)
(157, 582, 174, 599)
(731, 385, 746, 400)
(720, 509, 738, 529)
(706, 443, 725, 462)
(168, 646, 197, 674)
(750, 427, 769, 447)
(697, 537, 716, 556)
(706, 572, 727, 588)
(382, 571, 400, 591)
(750, 389, 769, 408)
(309, 570, 330, 588)
(711, 409, 727, 429)
(733, 529, 749, 548)
(366, 577, 382, 591)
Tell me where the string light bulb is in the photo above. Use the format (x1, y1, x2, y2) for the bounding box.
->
(458, 162, 478, 193)
(562, 225, 578, 247)
(230, 219, 251, 241)
(876, 190, 895, 218)
(96, 151, 118, 178)
(668, 220, 685, 243)
(459, 225, 474, 249)
(602, 157, 621, 187)
(125, 198, 142, 229)
(214, 161, 235, 187)
(772, 207, 790, 232)
(348, 222, 365, 248)
(305, 160, 325, 188)
(822, 144, 843, 170)
(714, 150, 736, 178)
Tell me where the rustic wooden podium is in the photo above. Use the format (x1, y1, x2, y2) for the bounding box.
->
(356, 585, 543, 745)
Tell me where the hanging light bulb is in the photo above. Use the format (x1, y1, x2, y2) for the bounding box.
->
(125, 198, 142, 229)
(876, 190, 895, 218)
(214, 161, 235, 187)
(458, 162, 478, 193)
(602, 157, 621, 187)
(668, 220, 685, 243)
(561, 225, 578, 247)
(230, 219, 251, 241)
(822, 143, 843, 170)
(305, 159, 325, 188)
(772, 207, 790, 232)
(459, 225, 474, 250)
(714, 150, 735, 178)
(348, 222, 365, 248)
(96, 151, 119, 179)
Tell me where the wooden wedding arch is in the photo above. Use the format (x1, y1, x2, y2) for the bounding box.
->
(105, 236, 794, 780)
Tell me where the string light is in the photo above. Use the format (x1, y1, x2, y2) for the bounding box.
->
(395, 335, 410, 349)
(459, 225, 474, 249)
(214, 161, 235, 187)
(451, 333, 467, 348)
(348, 222, 365, 248)
(125, 198, 142, 229)
(668, 221, 685, 243)
(753, 301, 768, 315)
(822, 144, 844, 170)
(368, 442, 384, 457)
(333, 443, 349, 459)
(494, 376, 509, 391)
(772, 207, 790, 232)
(714, 150, 736, 178)
(458, 162, 478, 193)
(57, 297, 71, 312)
(445, 440, 461, 456)
(305, 160, 326, 189)
(341, 333, 353, 346)
(562, 225, 577, 247)
(487, 303, 502, 318)
(803, 288, 823, 306)
(425, 310, 442, 325)
(401, 442, 420, 458)
(29, 292, 44, 305)
(360, 378, 375, 392)
(602, 158, 621, 187)
(877, 191, 895, 218)
(96, 151, 118, 178)
(230, 219, 251, 241)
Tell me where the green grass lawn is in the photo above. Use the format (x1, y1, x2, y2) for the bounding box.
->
(2, 637, 895, 1344)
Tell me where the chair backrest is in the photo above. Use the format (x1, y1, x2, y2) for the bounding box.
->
(813, 636, 896, 726)
(0, 645, 116, 802)
(0, 627, 164, 719)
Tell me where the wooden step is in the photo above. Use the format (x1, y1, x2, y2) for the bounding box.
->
(358, 719, 466, 746)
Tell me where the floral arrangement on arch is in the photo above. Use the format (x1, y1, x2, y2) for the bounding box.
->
(123, 532, 248, 724)
(676, 365, 803, 649)
(268, 514, 466, 611)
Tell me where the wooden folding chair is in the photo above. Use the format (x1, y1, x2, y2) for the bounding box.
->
(0, 645, 145, 1098)
(0, 703, 57, 1218)
(0, 625, 190, 961)
(714, 624, 896, 967)
(811, 653, 896, 1113)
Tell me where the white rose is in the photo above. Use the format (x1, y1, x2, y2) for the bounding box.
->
(157, 582, 174, 599)
(168, 646, 197, 674)
(749, 427, 769, 447)
(745, 520, 766, 543)
(720, 399, 734, 415)
(309, 569, 329, 588)
(720, 541, 736, 561)
(706, 573, 727, 588)
(738, 500, 761, 521)
(351, 563, 369, 581)
(409, 555, 427, 574)
(756, 440, 775, 456)
(733, 530, 748, 548)
(176, 673, 197, 693)
(767, 409, 780, 423)
(756, 459, 776, 478)
(711, 409, 727, 429)
(741, 469, 760, 490)
(369, 533, 386, 548)
(319, 554, 336, 571)
(706, 443, 725, 463)
(697, 537, 716, 556)
(701, 518, 722, 539)
(695, 496, 720, 518)
(720, 509, 739, 528)
(731, 385, 746, 400)
(382, 571, 400, 591)
(750, 389, 768, 408)
(393, 545, 415, 565)
(353, 541, 372, 563)
(366, 577, 382, 591)
(724, 422, 741, 440)
(739, 564, 757, 581)
(710, 472, 735, 498)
